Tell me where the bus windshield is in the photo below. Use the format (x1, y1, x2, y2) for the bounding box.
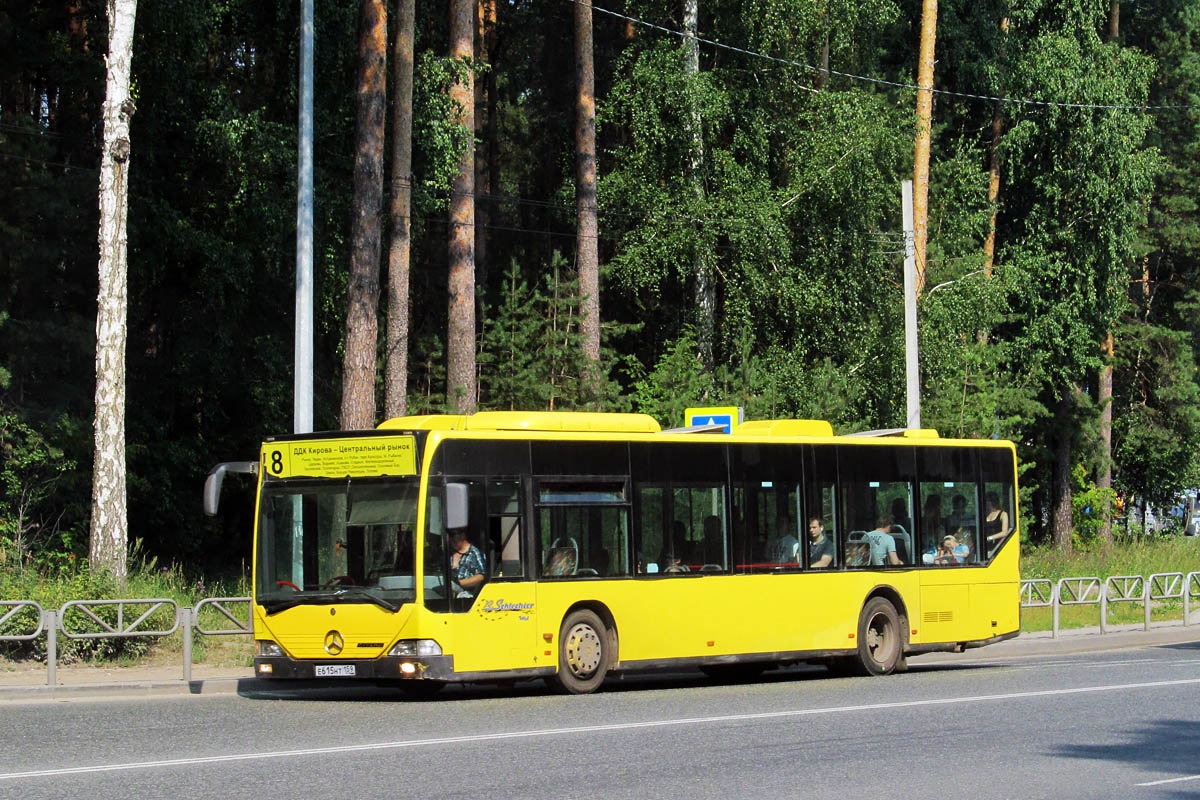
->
(256, 478, 421, 614)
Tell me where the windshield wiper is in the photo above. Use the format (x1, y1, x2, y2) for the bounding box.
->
(334, 586, 401, 612)
(260, 587, 401, 615)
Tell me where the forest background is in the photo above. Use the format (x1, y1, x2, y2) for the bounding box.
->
(3, 0, 1200, 580)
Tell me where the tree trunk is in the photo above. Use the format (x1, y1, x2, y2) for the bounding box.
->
(575, 0, 600, 398)
(447, 0, 477, 413)
(982, 19, 1007, 280)
(474, 0, 497, 337)
(1052, 395, 1074, 554)
(1097, 332, 1114, 547)
(814, 30, 830, 90)
(90, 0, 137, 584)
(341, 0, 387, 430)
(683, 0, 713, 370)
(1107, 0, 1120, 42)
(912, 0, 938, 296)
(385, 0, 414, 419)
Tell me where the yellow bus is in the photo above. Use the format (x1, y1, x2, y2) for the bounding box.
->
(205, 410, 1020, 694)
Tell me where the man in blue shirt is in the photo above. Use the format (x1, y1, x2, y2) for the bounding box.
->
(449, 528, 486, 594)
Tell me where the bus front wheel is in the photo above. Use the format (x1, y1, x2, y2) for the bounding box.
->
(855, 597, 902, 676)
(550, 609, 609, 694)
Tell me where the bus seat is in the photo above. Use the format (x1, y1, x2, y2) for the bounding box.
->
(889, 525, 911, 564)
(543, 537, 578, 576)
(576, 568, 599, 576)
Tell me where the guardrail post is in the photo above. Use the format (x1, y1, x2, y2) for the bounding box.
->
(1052, 582, 1060, 640)
(1099, 583, 1107, 635)
(181, 607, 193, 683)
(1144, 579, 1152, 631)
(43, 608, 57, 686)
(1187, 574, 1193, 627)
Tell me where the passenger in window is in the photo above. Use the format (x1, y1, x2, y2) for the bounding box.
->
(701, 515, 725, 567)
(767, 516, 800, 564)
(934, 534, 969, 565)
(954, 527, 976, 561)
(983, 492, 1010, 552)
(947, 494, 974, 533)
(865, 514, 903, 566)
(922, 495, 942, 537)
(807, 517, 834, 568)
(661, 520, 689, 572)
(449, 528, 486, 595)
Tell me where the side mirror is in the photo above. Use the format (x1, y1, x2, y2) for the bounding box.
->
(445, 482, 469, 530)
(204, 461, 259, 516)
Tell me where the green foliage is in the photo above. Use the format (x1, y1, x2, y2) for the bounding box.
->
(479, 253, 627, 412)
(0, 408, 78, 571)
(1070, 463, 1117, 547)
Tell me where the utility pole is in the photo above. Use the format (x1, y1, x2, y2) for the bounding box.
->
(296, 0, 314, 435)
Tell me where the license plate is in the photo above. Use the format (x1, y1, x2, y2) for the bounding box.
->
(315, 664, 356, 677)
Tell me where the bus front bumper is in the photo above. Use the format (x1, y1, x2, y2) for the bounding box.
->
(253, 654, 456, 681)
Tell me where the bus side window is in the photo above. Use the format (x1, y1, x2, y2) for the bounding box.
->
(488, 479, 524, 579)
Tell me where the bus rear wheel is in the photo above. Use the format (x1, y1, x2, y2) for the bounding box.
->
(855, 597, 902, 676)
(549, 609, 609, 694)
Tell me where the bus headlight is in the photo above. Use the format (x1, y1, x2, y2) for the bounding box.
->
(255, 640, 283, 657)
(388, 639, 442, 657)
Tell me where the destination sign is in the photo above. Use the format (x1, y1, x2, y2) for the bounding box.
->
(262, 435, 418, 479)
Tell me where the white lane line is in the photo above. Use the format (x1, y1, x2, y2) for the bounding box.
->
(1136, 774, 1200, 787)
(4, 676, 1200, 781)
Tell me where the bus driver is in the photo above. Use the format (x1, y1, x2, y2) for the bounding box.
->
(449, 528, 486, 595)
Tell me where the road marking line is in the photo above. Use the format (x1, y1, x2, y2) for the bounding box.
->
(4, 676, 1200, 781)
(1136, 774, 1200, 787)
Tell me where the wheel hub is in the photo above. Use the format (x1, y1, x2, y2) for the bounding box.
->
(564, 622, 602, 677)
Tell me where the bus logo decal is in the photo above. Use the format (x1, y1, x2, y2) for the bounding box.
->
(481, 599, 534, 613)
(324, 630, 345, 655)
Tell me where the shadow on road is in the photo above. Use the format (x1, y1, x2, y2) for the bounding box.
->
(234, 658, 992, 703)
(1052, 718, 1200, 796)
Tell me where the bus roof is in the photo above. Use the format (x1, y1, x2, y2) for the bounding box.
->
(372, 411, 1012, 447)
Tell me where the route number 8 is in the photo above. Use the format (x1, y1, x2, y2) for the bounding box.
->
(270, 450, 284, 475)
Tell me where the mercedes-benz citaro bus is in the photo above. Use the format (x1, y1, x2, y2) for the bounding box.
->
(204, 409, 1019, 695)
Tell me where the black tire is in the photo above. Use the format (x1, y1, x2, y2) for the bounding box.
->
(549, 609, 609, 694)
(855, 597, 902, 676)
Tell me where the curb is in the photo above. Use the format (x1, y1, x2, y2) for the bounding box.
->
(0, 676, 254, 702)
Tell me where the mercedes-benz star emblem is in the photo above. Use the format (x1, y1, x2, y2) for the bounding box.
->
(324, 630, 344, 655)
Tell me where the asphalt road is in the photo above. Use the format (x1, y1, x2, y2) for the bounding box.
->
(3, 641, 1200, 800)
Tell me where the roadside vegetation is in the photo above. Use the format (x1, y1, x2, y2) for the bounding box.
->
(0, 546, 250, 668)
(1020, 535, 1200, 632)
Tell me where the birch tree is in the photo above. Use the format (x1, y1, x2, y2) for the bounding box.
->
(90, 0, 138, 582)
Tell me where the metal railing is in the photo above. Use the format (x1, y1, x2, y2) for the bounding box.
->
(1019, 572, 1200, 639)
(0, 597, 251, 686)
(4, 574, 1199, 686)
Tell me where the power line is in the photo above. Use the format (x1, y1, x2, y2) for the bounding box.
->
(572, 0, 1200, 112)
